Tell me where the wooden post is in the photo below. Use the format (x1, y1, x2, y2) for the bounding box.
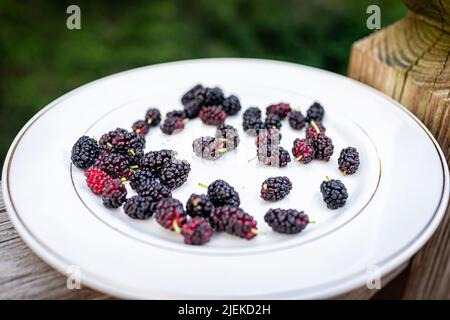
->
(348, 0, 450, 299)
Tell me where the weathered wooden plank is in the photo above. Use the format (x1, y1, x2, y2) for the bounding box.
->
(348, 0, 450, 299)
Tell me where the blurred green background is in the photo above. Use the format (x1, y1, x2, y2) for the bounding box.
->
(0, 0, 406, 168)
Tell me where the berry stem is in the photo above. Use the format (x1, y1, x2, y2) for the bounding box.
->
(147, 118, 153, 125)
(129, 149, 136, 156)
(198, 182, 208, 189)
(130, 165, 139, 169)
(295, 155, 303, 161)
(251, 228, 268, 235)
(217, 148, 228, 153)
(311, 121, 320, 134)
(172, 219, 181, 234)
(325, 175, 331, 181)
(309, 220, 317, 224)
(247, 155, 257, 163)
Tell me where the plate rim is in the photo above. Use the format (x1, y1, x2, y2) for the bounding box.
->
(2, 57, 449, 299)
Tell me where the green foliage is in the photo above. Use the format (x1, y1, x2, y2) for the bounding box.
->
(0, 0, 406, 166)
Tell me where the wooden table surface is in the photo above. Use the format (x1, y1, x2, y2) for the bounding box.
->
(0, 186, 409, 299)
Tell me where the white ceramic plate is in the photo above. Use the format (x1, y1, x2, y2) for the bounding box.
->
(2, 59, 449, 299)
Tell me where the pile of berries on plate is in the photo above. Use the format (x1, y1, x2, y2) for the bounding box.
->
(71, 84, 362, 246)
(158, 84, 242, 135)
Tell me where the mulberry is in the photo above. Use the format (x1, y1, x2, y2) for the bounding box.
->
(288, 111, 306, 130)
(203, 87, 224, 106)
(181, 217, 213, 245)
(199, 106, 227, 126)
(155, 197, 187, 231)
(243, 107, 262, 121)
(312, 133, 334, 161)
(84, 168, 112, 195)
(71, 136, 99, 169)
(159, 160, 191, 189)
(140, 149, 176, 174)
(129, 169, 159, 193)
(320, 177, 348, 209)
(145, 108, 162, 127)
(206, 179, 240, 207)
(102, 178, 127, 208)
(210, 206, 257, 240)
(181, 84, 205, 106)
(137, 180, 172, 202)
(292, 138, 314, 164)
(305, 121, 326, 141)
(260, 176, 292, 201)
(264, 114, 282, 130)
(306, 102, 324, 122)
(221, 95, 241, 115)
(186, 194, 215, 218)
(338, 147, 360, 175)
(123, 195, 156, 220)
(132, 120, 150, 136)
(94, 151, 132, 179)
(266, 103, 291, 119)
(160, 117, 185, 135)
(264, 209, 310, 234)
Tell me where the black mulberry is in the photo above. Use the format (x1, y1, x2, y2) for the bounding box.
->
(129, 169, 159, 193)
(102, 178, 127, 208)
(305, 121, 326, 140)
(306, 102, 324, 122)
(312, 133, 334, 161)
(203, 87, 224, 106)
(260, 176, 292, 201)
(155, 197, 187, 231)
(71, 136, 100, 169)
(292, 138, 314, 164)
(181, 84, 205, 106)
(132, 120, 150, 136)
(338, 147, 360, 175)
(210, 206, 257, 240)
(159, 160, 191, 189)
(266, 103, 291, 119)
(288, 111, 306, 130)
(145, 108, 162, 127)
(137, 180, 172, 202)
(160, 117, 185, 135)
(264, 209, 310, 234)
(206, 179, 240, 207)
(123, 195, 156, 219)
(140, 150, 176, 173)
(181, 217, 213, 245)
(186, 194, 215, 218)
(199, 106, 227, 126)
(94, 151, 132, 179)
(221, 95, 241, 115)
(320, 177, 348, 209)
(264, 114, 282, 130)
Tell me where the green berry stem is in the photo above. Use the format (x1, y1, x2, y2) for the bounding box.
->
(198, 182, 208, 189)
(247, 155, 257, 163)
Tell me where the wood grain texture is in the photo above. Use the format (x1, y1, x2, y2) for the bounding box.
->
(348, 0, 450, 299)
